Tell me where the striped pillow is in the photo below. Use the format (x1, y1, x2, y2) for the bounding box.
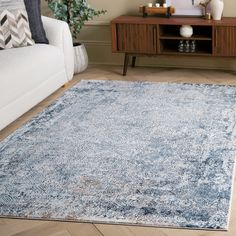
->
(0, 0, 34, 50)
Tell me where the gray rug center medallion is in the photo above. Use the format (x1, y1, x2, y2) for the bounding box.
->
(0, 80, 236, 230)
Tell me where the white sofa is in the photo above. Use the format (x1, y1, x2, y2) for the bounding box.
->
(0, 16, 74, 131)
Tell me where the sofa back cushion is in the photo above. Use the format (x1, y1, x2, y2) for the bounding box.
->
(24, 0, 49, 44)
(0, 0, 35, 49)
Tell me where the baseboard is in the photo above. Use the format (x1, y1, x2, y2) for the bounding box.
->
(84, 20, 110, 26)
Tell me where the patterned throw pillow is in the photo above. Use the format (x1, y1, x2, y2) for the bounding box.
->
(0, 0, 34, 49)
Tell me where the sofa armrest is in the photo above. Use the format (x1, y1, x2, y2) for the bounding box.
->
(42, 16, 74, 81)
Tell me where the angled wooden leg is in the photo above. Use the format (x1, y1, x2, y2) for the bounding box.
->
(131, 56, 136, 68)
(62, 82, 69, 88)
(123, 53, 130, 76)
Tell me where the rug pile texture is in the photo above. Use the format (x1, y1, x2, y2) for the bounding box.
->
(0, 80, 236, 230)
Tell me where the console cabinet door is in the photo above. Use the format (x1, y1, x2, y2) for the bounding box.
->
(214, 26, 236, 56)
(116, 24, 157, 54)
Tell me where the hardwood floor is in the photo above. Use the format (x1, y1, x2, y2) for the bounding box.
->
(1, 65, 236, 236)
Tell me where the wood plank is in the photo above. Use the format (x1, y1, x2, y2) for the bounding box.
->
(0, 219, 46, 236)
(66, 223, 104, 236)
(111, 23, 118, 52)
(0, 219, 104, 236)
(12, 222, 66, 236)
(159, 36, 212, 40)
(111, 16, 236, 26)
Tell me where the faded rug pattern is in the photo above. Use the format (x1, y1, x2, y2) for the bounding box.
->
(0, 80, 236, 230)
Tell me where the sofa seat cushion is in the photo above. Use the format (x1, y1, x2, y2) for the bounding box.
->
(0, 44, 67, 109)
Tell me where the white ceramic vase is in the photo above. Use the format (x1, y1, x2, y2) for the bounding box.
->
(74, 43, 88, 74)
(180, 25, 193, 38)
(211, 0, 224, 20)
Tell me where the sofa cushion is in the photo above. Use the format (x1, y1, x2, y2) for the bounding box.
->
(0, 0, 34, 49)
(0, 44, 66, 109)
(24, 0, 49, 44)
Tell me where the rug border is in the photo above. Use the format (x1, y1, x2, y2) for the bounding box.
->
(80, 79, 236, 88)
(0, 215, 228, 231)
(226, 156, 236, 229)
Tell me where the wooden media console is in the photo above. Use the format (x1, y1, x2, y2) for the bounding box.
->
(111, 16, 236, 75)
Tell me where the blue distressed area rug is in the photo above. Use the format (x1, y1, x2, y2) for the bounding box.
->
(0, 80, 235, 230)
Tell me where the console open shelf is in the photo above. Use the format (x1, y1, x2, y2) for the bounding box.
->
(159, 25, 212, 38)
(158, 24, 213, 55)
(159, 39, 212, 55)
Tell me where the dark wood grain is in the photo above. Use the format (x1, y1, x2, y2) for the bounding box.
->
(111, 16, 236, 26)
(111, 23, 118, 52)
(131, 56, 136, 67)
(123, 54, 130, 76)
(116, 24, 156, 54)
(214, 26, 236, 57)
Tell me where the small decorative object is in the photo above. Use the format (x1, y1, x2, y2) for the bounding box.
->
(148, 3, 153, 7)
(185, 40, 190, 53)
(163, 3, 168, 8)
(180, 25, 193, 38)
(190, 40, 197, 52)
(178, 40, 184, 52)
(184, 40, 190, 53)
(211, 0, 224, 20)
(155, 3, 160, 7)
(205, 12, 211, 19)
(199, 0, 212, 17)
(46, 0, 106, 74)
(140, 5, 175, 17)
